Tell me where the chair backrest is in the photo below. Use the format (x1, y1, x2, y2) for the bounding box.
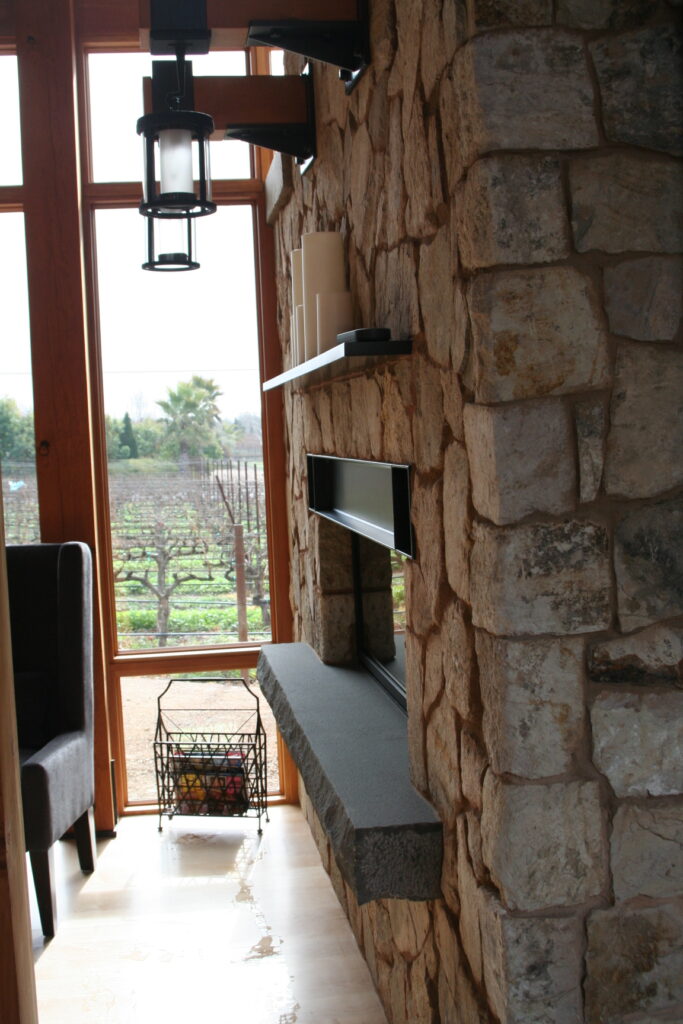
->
(5, 542, 93, 750)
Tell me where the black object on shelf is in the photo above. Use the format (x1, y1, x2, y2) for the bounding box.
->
(154, 677, 269, 834)
(262, 330, 412, 391)
(336, 327, 391, 344)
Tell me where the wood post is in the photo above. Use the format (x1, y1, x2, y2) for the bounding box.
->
(234, 524, 249, 643)
(15, 0, 115, 834)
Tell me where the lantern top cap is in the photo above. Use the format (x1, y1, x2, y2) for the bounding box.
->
(137, 110, 214, 138)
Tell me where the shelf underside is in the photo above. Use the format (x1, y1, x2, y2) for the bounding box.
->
(262, 339, 412, 391)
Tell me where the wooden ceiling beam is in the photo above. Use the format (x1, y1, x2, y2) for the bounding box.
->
(143, 73, 309, 138)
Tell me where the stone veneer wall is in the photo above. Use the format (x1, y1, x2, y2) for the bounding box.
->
(268, 2, 683, 1022)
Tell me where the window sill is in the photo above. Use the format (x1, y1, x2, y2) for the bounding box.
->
(257, 643, 443, 905)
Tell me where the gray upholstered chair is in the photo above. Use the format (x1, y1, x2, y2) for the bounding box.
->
(6, 541, 96, 938)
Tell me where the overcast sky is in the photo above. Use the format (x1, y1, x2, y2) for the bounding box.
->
(1, 50, 266, 422)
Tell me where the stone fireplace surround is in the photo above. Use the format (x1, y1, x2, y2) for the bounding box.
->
(260, 3, 683, 1022)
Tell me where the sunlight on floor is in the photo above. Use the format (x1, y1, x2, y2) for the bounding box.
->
(31, 806, 387, 1024)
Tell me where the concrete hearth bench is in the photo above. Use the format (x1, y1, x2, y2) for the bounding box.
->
(257, 643, 443, 905)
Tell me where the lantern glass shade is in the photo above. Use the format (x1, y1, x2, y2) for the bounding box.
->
(159, 128, 194, 195)
(137, 110, 215, 218)
(142, 213, 198, 271)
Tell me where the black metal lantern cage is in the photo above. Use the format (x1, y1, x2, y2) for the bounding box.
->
(137, 110, 216, 220)
(142, 213, 199, 272)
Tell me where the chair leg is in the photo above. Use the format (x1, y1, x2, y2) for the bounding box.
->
(30, 848, 57, 939)
(74, 807, 96, 873)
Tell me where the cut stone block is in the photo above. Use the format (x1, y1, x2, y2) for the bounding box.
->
(614, 498, 683, 631)
(588, 623, 683, 685)
(557, 0, 656, 30)
(611, 802, 683, 900)
(418, 224, 462, 370)
(442, 599, 476, 723)
(480, 891, 585, 1024)
(575, 397, 606, 504)
(467, 0, 553, 30)
(591, 690, 683, 797)
(443, 441, 471, 602)
(591, 26, 683, 156)
(477, 633, 585, 778)
(453, 29, 597, 171)
(604, 256, 683, 341)
(460, 731, 486, 809)
(457, 155, 569, 270)
(468, 266, 609, 403)
(605, 342, 683, 499)
(570, 153, 683, 253)
(585, 904, 683, 1022)
(464, 399, 576, 524)
(471, 520, 612, 636)
(481, 774, 606, 910)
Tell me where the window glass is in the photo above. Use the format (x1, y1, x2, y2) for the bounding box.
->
(0, 55, 22, 186)
(88, 51, 251, 182)
(0, 213, 40, 544)
(269, 50, 285, 76)
(94, 204, 270, 652)
(121, 670, 280, 802)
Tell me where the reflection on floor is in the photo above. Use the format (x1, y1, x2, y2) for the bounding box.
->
(31, 806, 387, 1024)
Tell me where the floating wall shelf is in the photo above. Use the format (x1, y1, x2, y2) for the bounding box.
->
(262, 330, 412, 391)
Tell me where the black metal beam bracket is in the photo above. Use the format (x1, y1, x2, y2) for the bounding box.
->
(224, 67, 316, 171)
(246, 0, 370, 94)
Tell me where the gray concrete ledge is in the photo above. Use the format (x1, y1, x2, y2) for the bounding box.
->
(257, 643, 443, 905)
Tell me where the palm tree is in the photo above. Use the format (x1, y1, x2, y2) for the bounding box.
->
(157, 376, 223, 460)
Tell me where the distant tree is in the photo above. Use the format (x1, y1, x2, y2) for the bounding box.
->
(157, 376, 223, 460)
(105, 415, 125, 460)
(232, 413, 261, 457)
(0, 398, 35, 461)
(234, 412, 261, 439)
(119, 412, 139, 459)
(132, 417, 166, 459)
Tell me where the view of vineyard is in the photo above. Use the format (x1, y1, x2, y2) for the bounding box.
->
(112, 456, 270, 649)
(104, 371, 270, 650)
(1, 396, 271, 650)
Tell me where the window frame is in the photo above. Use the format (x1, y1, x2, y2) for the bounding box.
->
(7, 7, 293, 819)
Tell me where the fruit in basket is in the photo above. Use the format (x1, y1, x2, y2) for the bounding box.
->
(175, 772, 206, 803)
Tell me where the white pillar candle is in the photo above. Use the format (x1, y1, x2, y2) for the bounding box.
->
(302, 232, 346, 359)
(296, 304, 305, 365)
(316, 291, 354, 354)
(291, 248, 303, 310)
(159, 128, 194, 195)
(290, 313, 297, 367)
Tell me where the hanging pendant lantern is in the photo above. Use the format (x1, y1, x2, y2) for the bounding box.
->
(137, 108, 215, 220)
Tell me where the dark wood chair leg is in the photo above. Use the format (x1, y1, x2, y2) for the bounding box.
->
(74, 807, 96, 873)
(30, 847, 57, 938)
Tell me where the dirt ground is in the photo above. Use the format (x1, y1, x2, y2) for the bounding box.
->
(120, 675, 281, 804)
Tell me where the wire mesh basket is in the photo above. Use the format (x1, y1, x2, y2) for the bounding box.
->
(154, 677, 269, 834)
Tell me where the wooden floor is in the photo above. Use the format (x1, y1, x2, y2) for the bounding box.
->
(31, 806, 388, 1024)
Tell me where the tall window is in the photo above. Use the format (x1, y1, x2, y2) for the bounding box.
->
(0, 57, 39, 544)
(84, 49, 283, 805)
(94, 205, 270, 651)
